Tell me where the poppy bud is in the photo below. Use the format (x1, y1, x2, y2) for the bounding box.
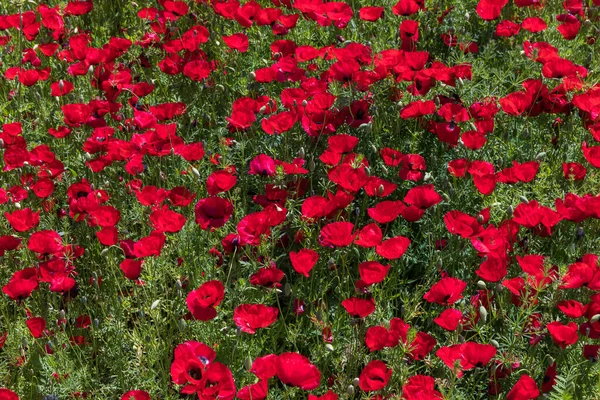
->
(59, 310, 65, 320)
(93, 318, 99, 329)
(591, 314, 600, 324)
(100, 248, 109, 257)
(316, 310, 323, 322)
(191, 167, 200, 177)
(308, 159, 315, 171)
(298, 147, 305, 159)
(14, 202, 21, 209)
(576, 227, 585, 240)
(176, 279, 182, 290)
(151, 300, 160, 310)
(381, 165, 388, 174)
(84, 152, 92, 160)
(46, 340, 53, 351)
(477, 280, 487, 289)
(325, 344, 334, 352)
(360, 122, 372, 132)
(442, 193, 451, 202)
(535, 152, 546, 161)
(178, 319, 187, 332)
(284, 282, 292, 296)
(0, 139, 4, 149)
(80, 296, 87, 305)
(495, 283, 503, 292)
(436, 258, 443, 269)
(506, 205, 513, 216)
(249, 71, 256, 80)
(519, 195, 528, 203)
(244, 357, 253, 371)
(377, 184, 385, 196)
(458, 335, 465, 343)
(479, 306, 487, 323)
(352, 377, 360, 387)
(302, 100, 308, 107)
(424, 172, 433, 182)
(490, 339, 500, 348)
(347, 385, 355, 396)
(456, 323, 463, 335)
(88, 65, 94, 75)
(476, 214, 485, 224)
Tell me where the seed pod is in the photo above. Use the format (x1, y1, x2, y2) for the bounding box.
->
(476, 280, 487, 290)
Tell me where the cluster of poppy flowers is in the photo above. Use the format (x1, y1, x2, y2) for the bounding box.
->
(2, 0, 600, 398)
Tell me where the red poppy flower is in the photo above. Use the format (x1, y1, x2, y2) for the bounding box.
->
(506, 374, 540, 400)
(223, 33, 249, 52)
(354, 223, 383, 248)
(234, 304, 279, 334)
(4, 208, 40, 232)
(359, 360, 392, 391)
(26, 317, 46, 338)
(194, 197, 234, 230)
(276, 352, 321, 390)
(28, 230, 63, 255)
(547, 321, 578, 348)
(121, 390, 150, 400)
(375, 236, 410, 260)
(359, 6, 384, 21)
(250, 266, 285, 288)
(402, 375, 443, 399)
(186, 280, 225, 321)
(358, 261, 390, 285)
(423, 277, 467, 305)
(319, 222, 356, 248)
(341, 297, 376, 317)
(290, 249, 319, 278)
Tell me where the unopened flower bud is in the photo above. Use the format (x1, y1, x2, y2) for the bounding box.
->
(479, 306, 488, 323)
(347, 385, 355, 396)
(284, 282, 292, 296)
(244, 357, 253, 371)
(591, 314, 600, 324)
(477, 280, 487, 289)
(178, 319, 187, 331)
